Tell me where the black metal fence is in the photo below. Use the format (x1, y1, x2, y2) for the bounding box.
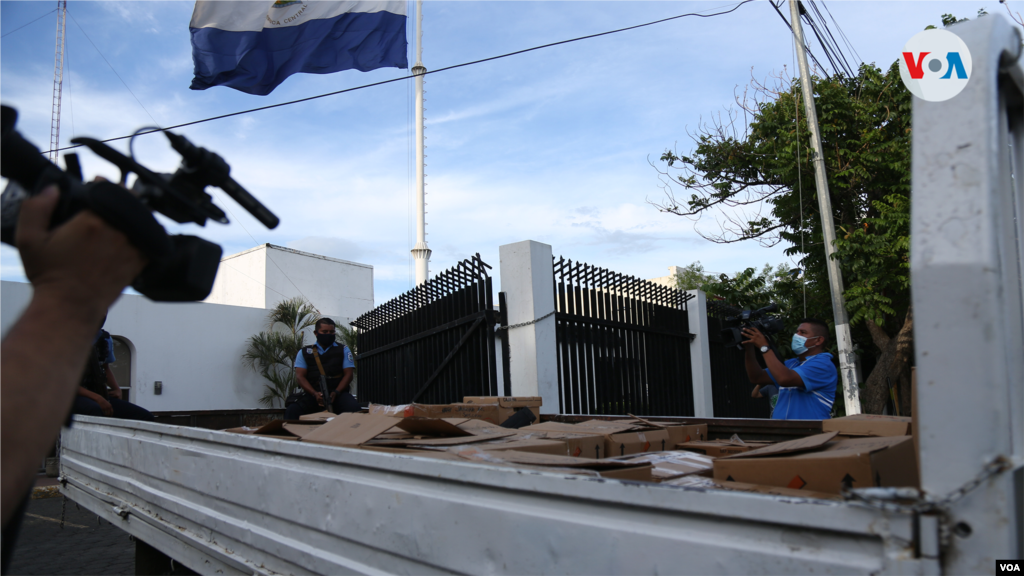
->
(553, 257, 696, 416)
(705, 300, 771, 418)
(352, 254, 499, 406)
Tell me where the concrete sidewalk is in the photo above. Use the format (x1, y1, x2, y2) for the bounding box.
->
(5, 492, 134, 576)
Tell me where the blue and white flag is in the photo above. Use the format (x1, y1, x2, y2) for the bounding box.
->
(190, 1, 408, 96)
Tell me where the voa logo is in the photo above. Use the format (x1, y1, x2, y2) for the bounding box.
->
(899, 29, 973, 102)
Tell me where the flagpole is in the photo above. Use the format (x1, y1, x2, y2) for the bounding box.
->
(411, 0, 431, 285)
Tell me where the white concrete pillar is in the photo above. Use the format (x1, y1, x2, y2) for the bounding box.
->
(686, 290, 714, 417)
(498, 240, 559, 414)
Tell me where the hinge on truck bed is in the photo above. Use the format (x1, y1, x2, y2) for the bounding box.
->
(842, 456, 1014, 555)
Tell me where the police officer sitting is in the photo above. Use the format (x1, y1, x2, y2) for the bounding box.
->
(285, 317, 358, 419)
(73, 327, 154, 421)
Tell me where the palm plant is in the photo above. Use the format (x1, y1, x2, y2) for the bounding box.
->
(242, 297, 319, 408)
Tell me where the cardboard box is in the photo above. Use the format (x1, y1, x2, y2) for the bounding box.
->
(822, 414, 912, 437)
(713, 435, 919, 495)
(369, 403, 502, 423)
(476, 438, 569, 455)
(605, 429, 672, 457)
(505, 429, 606, 458)
(613, 417, 708, 446)
(462, 396, 542, 426)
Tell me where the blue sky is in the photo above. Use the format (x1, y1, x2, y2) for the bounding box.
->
(0, 0, 1009, 307)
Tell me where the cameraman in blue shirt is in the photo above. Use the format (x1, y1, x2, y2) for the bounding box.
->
(742, 318, 837, 420)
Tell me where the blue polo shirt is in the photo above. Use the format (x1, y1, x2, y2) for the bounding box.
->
(294, 342, 355, 370)
(766, 353, 837, 420)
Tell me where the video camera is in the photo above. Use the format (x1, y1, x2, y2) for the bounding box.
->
(0, 105, 278, 302)
(719, 303, 785, 348)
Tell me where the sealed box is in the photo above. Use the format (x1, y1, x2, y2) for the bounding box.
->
(462, 396, 542, 425)
(605, 429, 672, 457)
(713, 435, 918, 494)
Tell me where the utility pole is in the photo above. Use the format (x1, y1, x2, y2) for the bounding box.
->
(787, 0, 861, 415)
(410, 0, 431, 285)
(49, 0, 67, 164)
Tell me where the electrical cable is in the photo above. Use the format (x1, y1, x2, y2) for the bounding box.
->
(770, 1, 830, 75)
(48, 0, 755, 155)
(65, 8, 163, 129)
(806, 0, 856, 68)
(806, 1, 855, 76)
(0, 7, 57, 39)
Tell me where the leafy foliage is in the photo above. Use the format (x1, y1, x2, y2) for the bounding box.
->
(242, 297, 319, 408)
(673, 261, 718, 291)
(652, 61, 912, 344)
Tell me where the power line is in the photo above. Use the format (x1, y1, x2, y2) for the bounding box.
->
(806, 1, 855, 76)
(1, 7, 57, 39)
(770, 1, 830, 74)
(820, 1, 861, 66)
(65, 8, 162, 129)
(49, 0, 754, 155)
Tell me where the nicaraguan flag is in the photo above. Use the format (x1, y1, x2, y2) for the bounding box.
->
(189, 1, 408, 96)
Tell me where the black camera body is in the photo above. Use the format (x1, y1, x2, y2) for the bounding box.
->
(0, 105, 278, 301)
(719, 303, 786, 348)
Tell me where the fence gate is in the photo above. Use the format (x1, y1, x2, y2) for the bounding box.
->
(352, 254, 499, 406)
(553, 257, 695, 416)
(705, 300, 770, 418)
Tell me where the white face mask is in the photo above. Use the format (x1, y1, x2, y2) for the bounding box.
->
(791, 333, 818, 354)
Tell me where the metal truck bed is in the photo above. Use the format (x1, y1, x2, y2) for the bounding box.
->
(60, 416, 925, 575)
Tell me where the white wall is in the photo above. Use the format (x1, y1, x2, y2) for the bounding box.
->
(205, 245, 268, 309)
(2, 281, 274, 412)
(205, 244, 373, 327)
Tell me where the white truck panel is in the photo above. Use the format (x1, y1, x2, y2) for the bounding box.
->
(61, 417, 926, 575)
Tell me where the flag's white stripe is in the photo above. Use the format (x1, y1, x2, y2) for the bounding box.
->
(190, 1, 406, 32)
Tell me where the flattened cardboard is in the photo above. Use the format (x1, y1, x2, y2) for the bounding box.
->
(676, 441, 760, 458)
(395, 418, 471, 437)
(452, 448, 645, 470)
(225, 419, 315, 440)
(718, 431, 839, 460)
(299, 411, 335, 422)
(521, 422, 587, 434)
(716, 480, 840, 500)
(713, 436, 918, 494)
(359, 446, 465, 461)
(822, 415, 912, 437)
(369, 403, 502, 423)
(281, 423, 326, 439)
(371, 431, 516, 447)
(598, 464, 653, 482)
(613, 451, 714, 480)
(457, 419, 508, 435)
(573, 420, 644, 435)
(302, 413, 400, 447)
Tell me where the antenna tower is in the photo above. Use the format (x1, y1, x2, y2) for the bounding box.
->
(49, 0, 67, 163)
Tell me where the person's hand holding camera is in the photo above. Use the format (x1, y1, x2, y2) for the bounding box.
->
(17, 184, 148, 319)
(740, 326, 769, 349)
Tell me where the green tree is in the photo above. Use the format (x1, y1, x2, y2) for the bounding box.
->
(242, 297, 319, 408)
(652, 61, 913, 414)
(673, 261, 718, 291)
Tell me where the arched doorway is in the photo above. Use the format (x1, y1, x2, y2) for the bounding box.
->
(109, 336, 132, 402)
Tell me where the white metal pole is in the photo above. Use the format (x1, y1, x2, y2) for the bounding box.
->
(787, 0, 861, 415)
(410, 0, 431, 285)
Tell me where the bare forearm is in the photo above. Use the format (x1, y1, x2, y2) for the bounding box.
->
(744, 346, 770, 385)
(1, 293, 103, 526)
(336, 370, 353, 393)
(295, 373, 316, 395)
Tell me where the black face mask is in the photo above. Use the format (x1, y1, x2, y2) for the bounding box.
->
(315, 332, 335, 348)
